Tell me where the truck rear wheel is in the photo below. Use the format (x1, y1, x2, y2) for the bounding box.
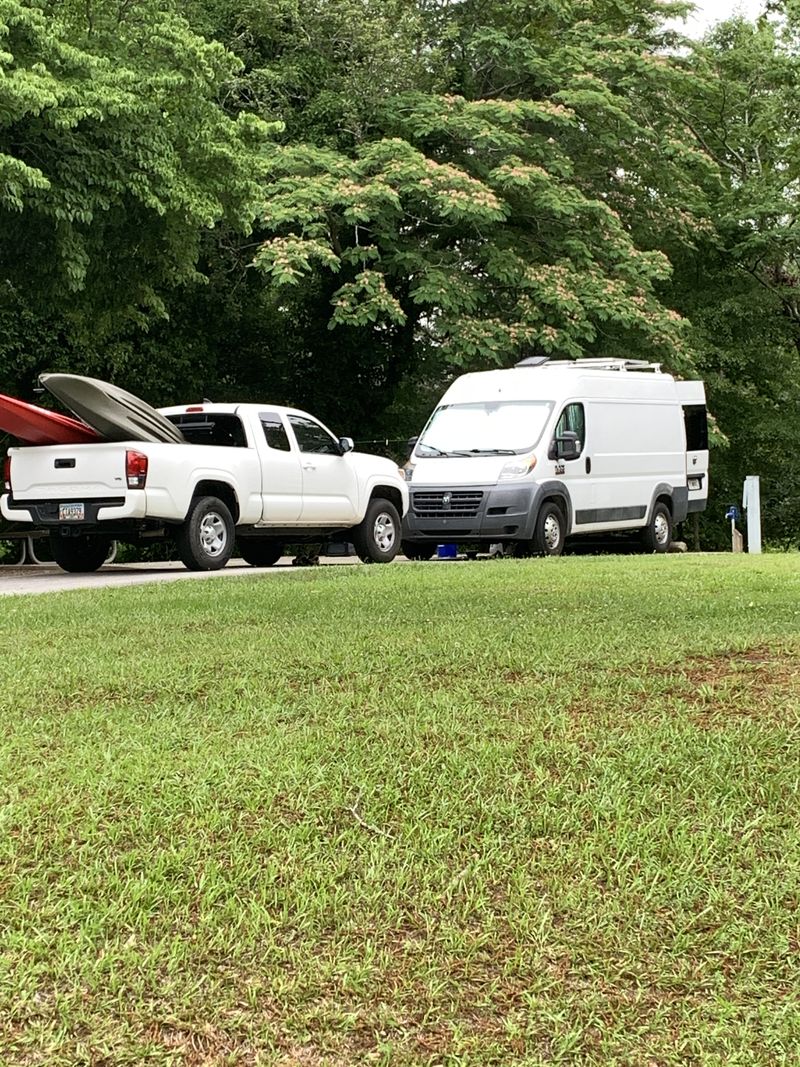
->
(238, 538, 284, 567)
(176, 495, 234, 571)
(352, 498, 401, 563)
(49, 532, 112, 573)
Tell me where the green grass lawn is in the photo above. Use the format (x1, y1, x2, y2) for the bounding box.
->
(1, 554, 799, 1066)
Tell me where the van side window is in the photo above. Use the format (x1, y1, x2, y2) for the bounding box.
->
(260, 412, 292, 452)
(683, 405, 708, 451)
(552, 403, 585, 456)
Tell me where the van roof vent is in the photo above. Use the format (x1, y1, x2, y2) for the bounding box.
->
(515, 356, 550, 368)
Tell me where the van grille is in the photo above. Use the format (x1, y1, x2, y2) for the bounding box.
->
(412, 490, 483, 518)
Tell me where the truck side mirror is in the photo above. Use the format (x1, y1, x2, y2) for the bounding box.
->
(555, 430, 581, 461)
(406, 436, 419, 455)
(338, 436, 354, 454)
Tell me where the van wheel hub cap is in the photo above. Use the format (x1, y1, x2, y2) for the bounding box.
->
(544, 514, 561, 550)
(654, 513, 670, 545)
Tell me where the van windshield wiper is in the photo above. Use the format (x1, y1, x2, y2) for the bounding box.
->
(450, 448, 517, 456)
(417, 444, 450, 457)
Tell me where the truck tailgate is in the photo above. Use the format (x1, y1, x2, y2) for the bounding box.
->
(10, 443, 129, 500)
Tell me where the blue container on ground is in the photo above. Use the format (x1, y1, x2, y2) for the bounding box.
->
(436, 543, 458, 559)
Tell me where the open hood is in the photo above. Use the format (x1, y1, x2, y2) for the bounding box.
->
(39, 373, 186, 444)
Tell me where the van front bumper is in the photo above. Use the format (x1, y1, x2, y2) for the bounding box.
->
(402, 482, 538, 542)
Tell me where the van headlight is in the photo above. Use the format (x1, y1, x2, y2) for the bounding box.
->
(499, 456, 537, 480)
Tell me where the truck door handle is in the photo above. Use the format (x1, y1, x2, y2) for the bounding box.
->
(302, 462, 316, 471)
(585, 457, 592, 474)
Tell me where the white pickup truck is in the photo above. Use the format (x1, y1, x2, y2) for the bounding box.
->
(2, 396, 408, 573)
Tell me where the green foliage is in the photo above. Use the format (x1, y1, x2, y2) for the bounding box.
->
(662, 11, 800, 546)
(0, 0, 271, 328)
(247, 1, 707, 372)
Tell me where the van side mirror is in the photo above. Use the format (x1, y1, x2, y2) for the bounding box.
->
(338, 436, 354, 454)
(406, 435, 418, 455)
(554, 430, 581, 461)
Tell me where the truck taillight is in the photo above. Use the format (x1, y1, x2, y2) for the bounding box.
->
(3, 455, 10, 491)
(126, 450, 148, 489)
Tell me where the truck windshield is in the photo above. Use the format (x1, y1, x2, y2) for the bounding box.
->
(416, 400, 553, 456)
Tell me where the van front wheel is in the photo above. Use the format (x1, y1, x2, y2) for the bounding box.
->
(401, 540, 435, 561)
(532, 502, 565, 557)
(642, 502, 672, 553)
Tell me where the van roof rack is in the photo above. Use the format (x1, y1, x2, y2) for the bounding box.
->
(544, 358, 663, 373)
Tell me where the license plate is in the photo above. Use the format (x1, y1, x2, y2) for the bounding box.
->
(59, 503, 85, 521)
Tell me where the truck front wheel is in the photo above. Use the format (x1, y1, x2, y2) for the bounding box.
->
(49, 532, 112, 573)
(352, 498, 401, 563)
(176, 496, 234, 571)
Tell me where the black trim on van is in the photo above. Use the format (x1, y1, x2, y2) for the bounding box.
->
(575, 505, 646, 525)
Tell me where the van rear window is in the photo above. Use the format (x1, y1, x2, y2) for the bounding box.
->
(683, 405, 708, 451)
(165, 413, 247, 447)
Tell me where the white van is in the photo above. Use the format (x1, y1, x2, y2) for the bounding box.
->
(400, 358, 708, 558)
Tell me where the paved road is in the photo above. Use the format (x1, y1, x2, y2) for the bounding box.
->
(0, 557, 364, 596)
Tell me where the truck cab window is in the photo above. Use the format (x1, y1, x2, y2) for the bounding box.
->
(260, 413, 291, 452)
(552, 403, 585, 456)
(165, 413, 247, 447)
(288, 415, 340, 455)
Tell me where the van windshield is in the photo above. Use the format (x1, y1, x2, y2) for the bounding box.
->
(417, 400, 554, 457)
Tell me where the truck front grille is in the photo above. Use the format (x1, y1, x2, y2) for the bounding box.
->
(412, 490, 483, 519)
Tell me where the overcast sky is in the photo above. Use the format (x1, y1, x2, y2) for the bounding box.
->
(677, 0, 766, 35)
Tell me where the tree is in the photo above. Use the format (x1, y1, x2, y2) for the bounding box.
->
(663, 11, 800, 546)
(248, 0, 710, 377)
(0, 0, 270, 334)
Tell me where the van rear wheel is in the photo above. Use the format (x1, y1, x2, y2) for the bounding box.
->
(642, 501, 672, 553)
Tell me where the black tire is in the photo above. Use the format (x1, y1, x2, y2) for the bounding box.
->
(238, 538, 284, 567)
(401, 540, 436, 561)
(176, 495, 235, 571)
(352, 497, 401, 563)
(49, 532, 112, 573)
(532, 501, 566, 557)
(642, 501, 672, 553)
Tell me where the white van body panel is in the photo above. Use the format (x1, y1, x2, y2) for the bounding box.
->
(403, 360, 708, 547)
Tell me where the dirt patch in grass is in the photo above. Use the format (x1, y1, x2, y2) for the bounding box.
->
(565, 645, 800, 727)
(641, 645, 798, 725)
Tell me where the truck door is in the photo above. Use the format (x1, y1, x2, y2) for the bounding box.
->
(258, 411, 303, 522)
(286, 414, 359, 524)
(549, 402, 595, 531)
